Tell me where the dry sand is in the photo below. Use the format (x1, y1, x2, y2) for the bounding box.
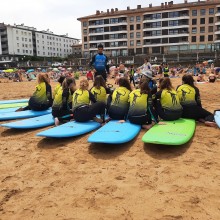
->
(0, 76, 219, 220)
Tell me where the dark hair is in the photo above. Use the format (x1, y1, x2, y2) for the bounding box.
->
(97, 44, 103, 49)
(160, 77, 173, 91)
(93, 75, 106, 89)
(139, 78, 150, 94)
(182, 74, 195, 87)
(58, 75, 65, 84)
(62, 77, 76, 91)
(118, 77, 132, 91)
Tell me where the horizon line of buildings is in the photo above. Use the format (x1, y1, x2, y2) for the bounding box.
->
(0, 23, 80, 61)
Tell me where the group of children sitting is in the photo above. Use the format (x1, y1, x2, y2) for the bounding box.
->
(16, 71, 217, 129)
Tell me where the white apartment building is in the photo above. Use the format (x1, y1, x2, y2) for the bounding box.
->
(0, 23, 79, 61)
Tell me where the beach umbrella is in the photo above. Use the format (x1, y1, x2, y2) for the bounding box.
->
(67, 67, 72, 70)
(27, 69, 35, 73)
(37, 67, 41, 70)
(208, 59, 214, 63)
(58, 67, 63, 70)
(53, 68, 59, 72)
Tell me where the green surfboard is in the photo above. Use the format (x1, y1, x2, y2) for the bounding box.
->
(0, 102, 28, 109)
(142, 118, 195, 145)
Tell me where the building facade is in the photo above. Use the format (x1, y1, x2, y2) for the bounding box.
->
(0, 23, 80, 61)
(77, 0, 220, 59)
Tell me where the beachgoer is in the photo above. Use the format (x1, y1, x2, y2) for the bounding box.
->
(72, 79, 106, 123)
(16, 73, 52, 111)
(177, 74, 217, 127)
(127, 78, 157, 129)
(53, 75, 65, 98)
(107, 77, 132, 120)
(153, 77, 182, 121)
(163, 63, 169, 77)
(52, 77, 76, 126)
(141, 69, 157, 95)
(90, 44, 109, 81)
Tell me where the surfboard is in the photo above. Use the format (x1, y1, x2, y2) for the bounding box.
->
(142, 118, 195, 145)
(214, 111, 220, 128)
(0, 107, 18, 114)
(36, 120, 101, 138)
(0, 99, 28, 104)
(1, 114, 54, 129)
(88, 121, 141, 144)
(0, 102, 28, 109)
(0, 109, 52, 121)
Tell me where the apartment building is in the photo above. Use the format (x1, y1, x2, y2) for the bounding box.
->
(0, 23, 79, 61)
(77, 0, 220, 58)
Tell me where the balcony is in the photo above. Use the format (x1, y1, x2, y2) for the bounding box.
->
(143, 15, 189, 23)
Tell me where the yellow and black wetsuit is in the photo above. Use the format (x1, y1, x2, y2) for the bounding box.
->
(153, 88, 182, 121)
(107, 86, 131, 120)
(176, 84, 214, 121)
(53, 83, 62, 99)
(52, 87, 73, 118)
(72, 89, 106, 122)
(26, 82, 52, 111)
(127, 89, 157, 125)
(90, 86, 108, 102)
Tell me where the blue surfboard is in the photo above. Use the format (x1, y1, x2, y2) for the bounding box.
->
(36, 120, 101, 138)
(0, 109, 51, 121)
(214, 111, 220, 128)
(0, 107, 18, 114)
(0, 99, 28, 104)
(88, 121, 141, 144)
(1, 114, 54, 129)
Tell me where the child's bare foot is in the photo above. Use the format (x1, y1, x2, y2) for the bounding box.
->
(142, 124, 153, 130)
(204, 121, 217, 128)
(118, 120, 125, 123)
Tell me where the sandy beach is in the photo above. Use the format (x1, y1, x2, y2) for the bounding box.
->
(0, 76, 219, 220)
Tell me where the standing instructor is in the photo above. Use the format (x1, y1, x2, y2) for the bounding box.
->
(90, 44, 109, 81)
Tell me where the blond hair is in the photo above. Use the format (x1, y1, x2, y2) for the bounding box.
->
(79, 79, 89, 90)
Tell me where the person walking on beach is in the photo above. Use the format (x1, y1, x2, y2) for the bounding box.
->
(90, 44, 109, 81)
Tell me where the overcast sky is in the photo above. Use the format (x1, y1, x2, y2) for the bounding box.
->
(0, 0, 195, 40)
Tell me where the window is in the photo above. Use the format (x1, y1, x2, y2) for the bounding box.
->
(208, 35, 213, 41)
(169, 11, 179, 18)
(192, 27, 197, 34)
(190, 45, 197, 50)
(29, 39, 31, 42)
(136, 24, 141, 30)
(136, 32, 141, 38)
(209, 8, 214, 15)
(16, 30, 18, 34)
(84, 36, 87, 41)
(198, 44, 205, 49)
(83, 22, 87, 27)
(209, 26, 213, 32)
(130, 40, 134, 46)
(200, 27, 205, 33)
(169, 20, 178, 26)
(192, 19, 197, 25)
(17, 49, 20, 53)
(84, 44, 88, 49)
(152, 21, 161, 27)
(200, 9, 206, 16)
(191, 36, 196, 42)
(200, 36, 205, 42)
(130, 33, 134, 38)
(200, 18, 205, 24)
(136, 16, 141, 22)
(152, 13, 161, 19)
(130, 16, 134, 22)
(136, 40, 141, 46)
(152, 30, 161, 36)
(130, 25, 134, 31)
(192, 10, 197, 16)
(16, 37, 19, 40)
(209, 17, 214, 24)
(17, 43, 19, 47)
